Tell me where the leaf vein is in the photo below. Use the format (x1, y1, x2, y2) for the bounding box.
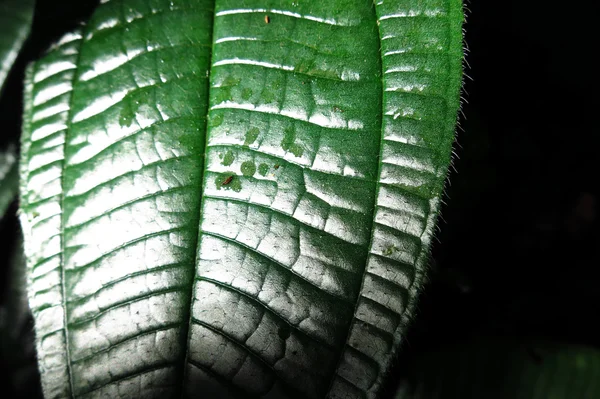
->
(71, 322, 182, 365)
(64, 226, 189, 271)
(200, 230, 354, 306)
(65, 185, 193, 231)
(198, 276, 337, 351)
(68, 286, 186, 327)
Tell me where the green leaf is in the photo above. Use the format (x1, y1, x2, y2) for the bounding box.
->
(0, 144, 19, 218)
(19, 0, 463, 397)
(394, 339, 600, 399)
(0, 0, 34, 94)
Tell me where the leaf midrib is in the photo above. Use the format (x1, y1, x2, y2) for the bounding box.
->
(179, 1, 217, 396)
(58, 31, 85, 399)
(321, 1, 385, 396)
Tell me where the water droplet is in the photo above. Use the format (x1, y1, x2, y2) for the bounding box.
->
(240, 161, 256, 177)
(119, 102, 135, 127)
(215, 88, 232, 103)
(258, 163, 269, 176)
(244, 127, 260, 146)
(221, 151, 234, 166)
(281, 125, 304, 157)
(290, 145, 303, 157)
(209, 113, 223, 127)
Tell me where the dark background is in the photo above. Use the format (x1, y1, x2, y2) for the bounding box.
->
(383, 0, 600, 396)
(1, 0, 599, 398)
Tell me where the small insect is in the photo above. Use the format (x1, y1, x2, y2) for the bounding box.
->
(222, 175, 234, 186)
(274, 164, 280, 170)
(265, 15, 270, 24)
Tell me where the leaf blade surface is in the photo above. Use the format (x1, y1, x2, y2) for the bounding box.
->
(20, 0, 464, 398)
(328, 1, 464, 397)
(188, 1, 382, 396)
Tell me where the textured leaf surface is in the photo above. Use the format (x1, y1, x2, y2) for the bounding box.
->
(394, 340, 600, 399)
(0, 0, 34, 94)
(19, 0, 463, 398)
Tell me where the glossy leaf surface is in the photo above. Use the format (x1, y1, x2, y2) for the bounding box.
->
(0, 0, 34, 94)
(394, 340, 600, 399)
(19, 0, 463, 398)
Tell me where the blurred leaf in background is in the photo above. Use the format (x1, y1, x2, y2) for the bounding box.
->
(0, 145, 18, 218)
(0, 0, 34, 95)
(0, 0, 35, 216)
(0, 233, 42, 399)
(394, 339, 600, 399)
